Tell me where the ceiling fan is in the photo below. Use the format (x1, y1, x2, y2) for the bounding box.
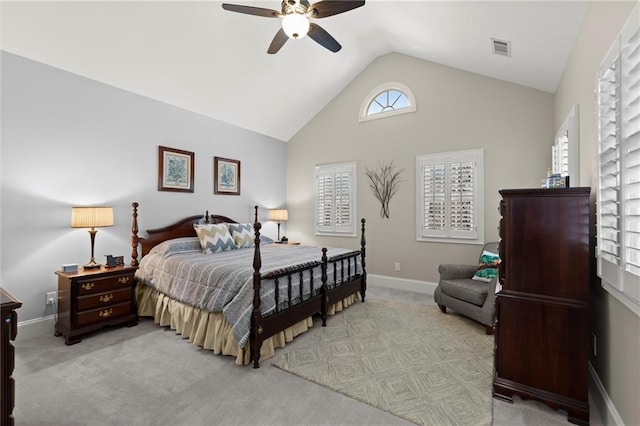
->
(221, 0, 365, 54)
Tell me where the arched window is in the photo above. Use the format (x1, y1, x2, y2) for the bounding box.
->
(359, 82, 416, 122)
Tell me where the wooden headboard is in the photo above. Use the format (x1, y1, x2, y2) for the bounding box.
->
(131, 202, 256, 266)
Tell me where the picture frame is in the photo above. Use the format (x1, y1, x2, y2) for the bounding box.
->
(214, 157, 241, 196)
(158, 146, 194, 193)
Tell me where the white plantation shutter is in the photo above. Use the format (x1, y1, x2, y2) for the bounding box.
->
(449, 160, 475, 237)
(598, 49, 621, 273)
(597, 2, 640, 315)
(553, 105, 579, 183)
(417, 149, 484, 243)
(316, 173, 334, 230)
(553, 129, 570, 177)
(315, 162, 356, 236)
(621, 18, 640, 280)
(335, 171, 351, 227)
(422, 162, 447, 237)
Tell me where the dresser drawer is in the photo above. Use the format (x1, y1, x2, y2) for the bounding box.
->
(76, 288, 132, 311)
(77, 273, 134, 295)
(75, 302, 132, 327)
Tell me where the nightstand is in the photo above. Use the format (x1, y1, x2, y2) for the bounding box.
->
(54, 265, 138, 345)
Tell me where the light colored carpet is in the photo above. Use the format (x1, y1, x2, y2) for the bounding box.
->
(272, 298, 494, 426)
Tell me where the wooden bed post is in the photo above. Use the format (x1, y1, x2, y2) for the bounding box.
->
(360, 218, 367, 302)
(131, 202, 139, 267)
(250, 205, 264, 368)
(320, 247, 329, 326)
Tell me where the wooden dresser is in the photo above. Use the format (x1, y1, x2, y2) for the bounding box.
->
(55, 265, 138, 344)
(493, 188, 591, 425)
(1, 288, 22, 426)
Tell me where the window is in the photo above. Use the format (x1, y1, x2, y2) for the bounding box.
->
(596, 2, 640, 316)
(359, 82, 416, 122)
(553, 105, 580, 185)
(314, 162, 357, 236)
(416, 149, 484, 244)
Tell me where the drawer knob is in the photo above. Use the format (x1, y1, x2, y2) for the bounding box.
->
(118, 277, 130, 284)
(81, 282, 95, 291)
(99, 294, 114, 303)
(99, 308, 113, 318)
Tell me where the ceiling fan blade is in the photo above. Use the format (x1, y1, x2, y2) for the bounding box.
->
(308, 23, 341, 52)
(221, 3, 280, 18)
(267, 28, 289, 54)
(308, 0, 365, 18)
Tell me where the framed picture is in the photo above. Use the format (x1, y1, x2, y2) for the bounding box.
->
(158, 146, 194, 193)
(214, 157, 241, 195)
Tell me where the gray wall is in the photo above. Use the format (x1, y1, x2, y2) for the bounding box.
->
(1, 52, 287, 322)
(554, 2, 639, 424)
(286, 53, 554, 284)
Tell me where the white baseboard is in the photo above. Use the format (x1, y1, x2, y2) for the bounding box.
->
(367, 274, 437, 295)
(589, 362, 624, 426)
(17, 315, 55, 341)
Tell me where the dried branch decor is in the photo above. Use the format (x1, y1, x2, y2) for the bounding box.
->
(365, 161, 403, 219)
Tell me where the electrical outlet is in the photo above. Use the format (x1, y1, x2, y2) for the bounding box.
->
(394, 262, 401, 272)
(591, 333, 597, 357)
(45, 291, 57, 306)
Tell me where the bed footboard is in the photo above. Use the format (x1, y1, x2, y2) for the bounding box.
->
(250, 218, 367, 368)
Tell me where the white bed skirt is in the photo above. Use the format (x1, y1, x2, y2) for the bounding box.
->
(136, 283, 357, 365)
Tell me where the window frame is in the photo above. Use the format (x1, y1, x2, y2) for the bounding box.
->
(359, 82, 416, 122)
(314, 161, 357, 237)
(553, 104, 580, 185)
(596, 1, 640, 317)
(416, 149, 485, 245)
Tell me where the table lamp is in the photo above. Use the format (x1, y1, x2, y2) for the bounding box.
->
(71, 206, 114, 269)
(268, 209, 288, 241)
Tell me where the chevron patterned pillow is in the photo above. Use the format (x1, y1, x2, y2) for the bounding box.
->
(227, 223, 254, 248)
(193, 223, 236, 254)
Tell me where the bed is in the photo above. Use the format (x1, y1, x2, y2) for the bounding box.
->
(130, 202, 367, 368)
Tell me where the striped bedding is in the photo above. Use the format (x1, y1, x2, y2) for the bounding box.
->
(134, 240, 362, 347)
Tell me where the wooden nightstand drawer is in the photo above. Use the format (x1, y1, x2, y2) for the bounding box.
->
(77, 273, 134, 295)
(77, 288, 132, 311)
(75, 302, 132, 327)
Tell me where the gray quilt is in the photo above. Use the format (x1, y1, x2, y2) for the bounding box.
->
(135, 240, 362, 347)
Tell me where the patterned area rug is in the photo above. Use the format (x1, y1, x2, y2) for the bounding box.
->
(272, 298, 493, 426)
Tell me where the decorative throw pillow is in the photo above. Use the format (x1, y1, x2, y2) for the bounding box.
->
(193, 223, 236, 254)
(227, 223, 255, 248)
(472, 250, 500, 282)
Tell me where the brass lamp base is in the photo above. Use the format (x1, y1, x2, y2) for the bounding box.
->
(83, 228, 102, 270)
(83, 259, 102, 270)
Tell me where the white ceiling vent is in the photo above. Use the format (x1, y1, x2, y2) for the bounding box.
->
(491, 38, 511, 57)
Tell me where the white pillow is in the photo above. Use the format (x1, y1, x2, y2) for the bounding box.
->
(149, 237, 202, 257)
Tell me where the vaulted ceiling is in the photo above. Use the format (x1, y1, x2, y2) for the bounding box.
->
(1, 1, 589, 141)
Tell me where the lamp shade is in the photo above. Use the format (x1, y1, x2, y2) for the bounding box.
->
(71, 207, 114, 229)
(268, 209, 288, 222)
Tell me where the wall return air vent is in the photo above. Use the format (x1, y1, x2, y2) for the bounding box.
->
(491, 38, 511, 57)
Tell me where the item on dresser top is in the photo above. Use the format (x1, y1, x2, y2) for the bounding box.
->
(62, 263, 78, 273)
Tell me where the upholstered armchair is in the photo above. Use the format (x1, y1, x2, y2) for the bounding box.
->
(434, 242, 499, 335)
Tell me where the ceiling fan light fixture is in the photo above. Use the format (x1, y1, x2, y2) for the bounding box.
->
(282, 13, 310, 39)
